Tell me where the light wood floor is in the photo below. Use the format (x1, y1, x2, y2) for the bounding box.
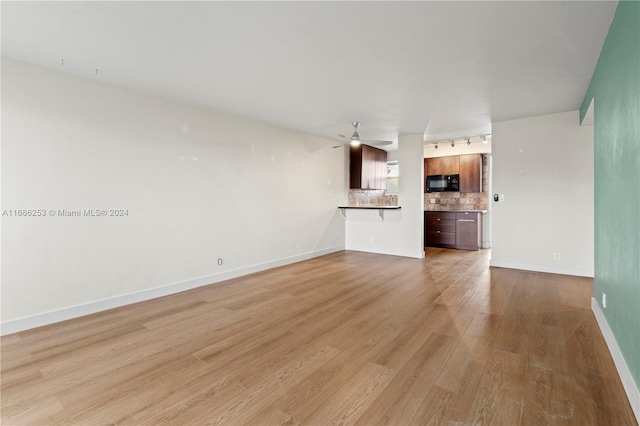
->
(2, 248, 637, 425)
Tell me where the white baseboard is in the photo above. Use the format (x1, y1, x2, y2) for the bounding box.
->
(0, 245, 345, 336)
(345, 244, 425, 259)
(489, 259, 594, 277)
(591, 298, 640, 422)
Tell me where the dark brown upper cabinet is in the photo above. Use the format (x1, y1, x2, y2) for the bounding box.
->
(426, 156, 460, 176)
(424, 153, 482, 193)
(350, 144, 388, 189)
(459, 154, 482, 193)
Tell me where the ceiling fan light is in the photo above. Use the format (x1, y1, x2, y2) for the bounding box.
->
(350, 140, 361, 147)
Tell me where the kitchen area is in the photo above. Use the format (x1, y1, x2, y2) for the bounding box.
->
(340, 134, 491, 258)
(423, 150, 490, 251)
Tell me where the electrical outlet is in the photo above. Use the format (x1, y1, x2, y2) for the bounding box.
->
(217, 258, 223, 266)
(602, 292, 607, 308)
(368, 237, 374, 244)
(553, 252, 560, 261)
(499, 194, 506, 202)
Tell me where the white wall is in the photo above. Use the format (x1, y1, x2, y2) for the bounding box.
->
(345, 134, 424, 258)
(1, 57, 346, 332)
(491, 110, 594, 276)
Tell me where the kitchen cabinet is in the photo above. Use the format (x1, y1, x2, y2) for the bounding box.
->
(425, 157, 437, 176)
(425, 154, 482, 193)
(424, 210, 482, 251)
(455, 211, 482, 250)
(459, 154, 482, 193)
(375, 147, 387, 189)
(350, 144, 387, 189)
(426, 156, 459, 176)
(424, 211, 456, 248)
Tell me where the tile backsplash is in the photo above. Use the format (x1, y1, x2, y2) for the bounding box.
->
(347, 189, 486, 209)
(348, 189, 398, 206)
(424, 192, 488, 211)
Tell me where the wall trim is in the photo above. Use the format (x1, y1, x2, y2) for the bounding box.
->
(489, 259, 594, 277)
(0, 245, 345, 336)
(345, 245, 425, 259)
(591, 297, 640, 422)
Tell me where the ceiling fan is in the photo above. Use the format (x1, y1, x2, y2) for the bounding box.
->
(332, 121, 393, 148)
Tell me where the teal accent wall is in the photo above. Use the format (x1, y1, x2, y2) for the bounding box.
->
(580, 0, 640, 389)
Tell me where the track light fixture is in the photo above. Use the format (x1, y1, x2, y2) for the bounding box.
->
(429, 134, 491, 148)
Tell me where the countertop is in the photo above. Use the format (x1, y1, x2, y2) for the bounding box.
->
(424, 209, 488, 213)
(339, 205, 401, 209)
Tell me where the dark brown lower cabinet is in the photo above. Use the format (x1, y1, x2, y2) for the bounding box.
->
(455, 212, 482, 251)
(424, 211, 456, 248)
(424, 211, 482, 251)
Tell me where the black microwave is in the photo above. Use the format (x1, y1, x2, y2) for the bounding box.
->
(426, 174, 459, 192)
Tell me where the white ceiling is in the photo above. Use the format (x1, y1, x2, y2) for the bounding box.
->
(1, 1, 616, 146)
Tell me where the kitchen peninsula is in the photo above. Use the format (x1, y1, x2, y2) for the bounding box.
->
(338, 205, 401, 222)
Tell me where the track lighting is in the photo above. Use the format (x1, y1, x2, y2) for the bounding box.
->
(429, 134, 491, 148)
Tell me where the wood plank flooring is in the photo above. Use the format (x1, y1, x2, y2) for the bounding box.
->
(2, 248, 637, 425)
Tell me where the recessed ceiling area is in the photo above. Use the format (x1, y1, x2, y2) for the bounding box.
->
(1, 1, 616, 145)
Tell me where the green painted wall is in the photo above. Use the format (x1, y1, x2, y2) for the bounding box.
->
(580, 0, 640, 389)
